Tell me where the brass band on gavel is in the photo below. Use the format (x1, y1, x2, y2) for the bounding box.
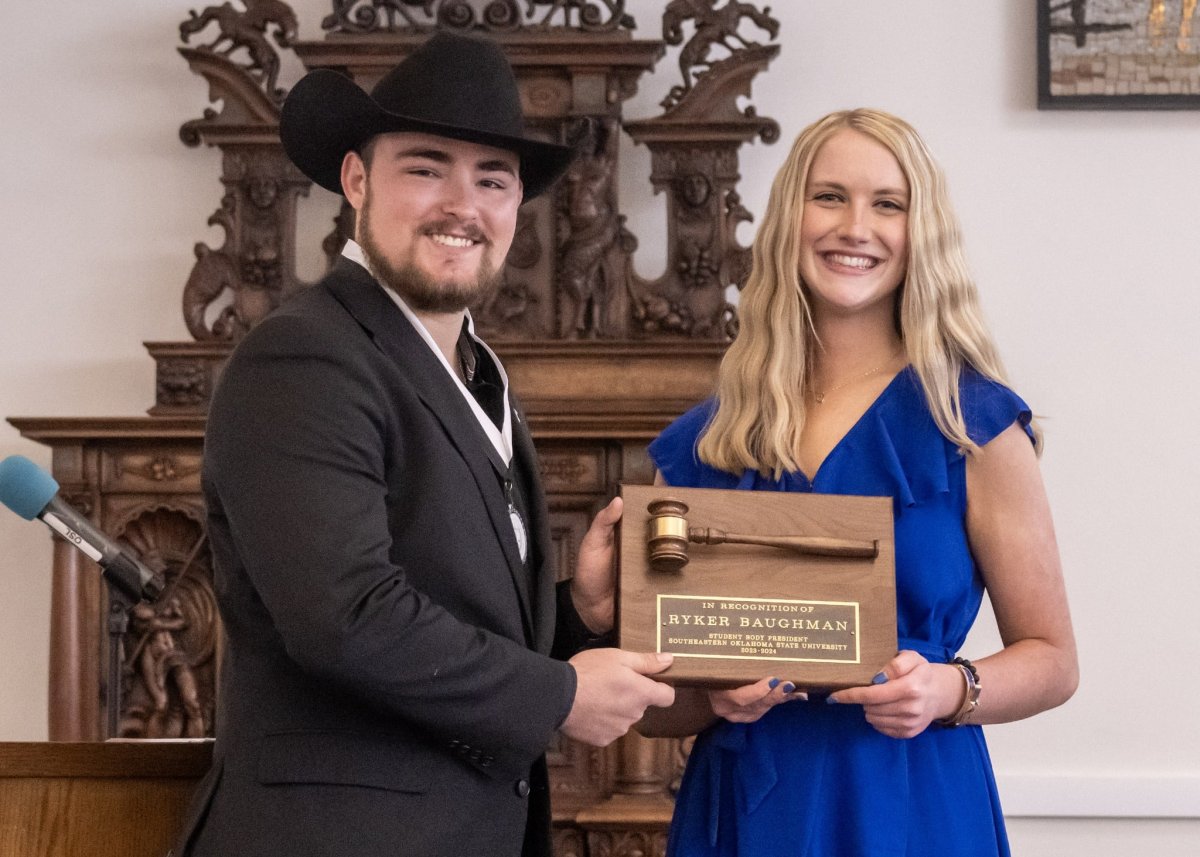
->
(646, 498, 879, 572)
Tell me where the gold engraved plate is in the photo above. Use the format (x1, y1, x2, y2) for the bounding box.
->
(657, 595, 860, 663)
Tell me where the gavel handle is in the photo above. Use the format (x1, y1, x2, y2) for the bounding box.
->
(688, 528, 878, 559)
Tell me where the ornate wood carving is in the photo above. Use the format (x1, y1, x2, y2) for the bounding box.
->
(322, 0, 636, 34)
(552, 825, 588, 857)
(157, 0, 779, 412)
(114, 509, 218, 740)
(586, 829, 669, 857)
(661, 0, 779, 107)
(622, 4, 780, 343)
(146, 342, 230, 418)
(555, 118, 630, 339)
(668, 735, 693, 796)
(179, 0, 299, 101)
(177, 138, 311, 343)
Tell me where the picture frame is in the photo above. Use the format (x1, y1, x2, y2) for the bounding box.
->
(1038, 0, 1200, 109)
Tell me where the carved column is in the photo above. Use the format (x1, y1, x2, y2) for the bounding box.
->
(48, 538, 101, 741)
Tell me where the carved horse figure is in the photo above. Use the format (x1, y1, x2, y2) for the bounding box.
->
(180, 0, 299, 97)
(663, 0, 779, 91)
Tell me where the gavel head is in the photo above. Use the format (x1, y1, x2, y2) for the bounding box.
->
(647, 498, 690, 572)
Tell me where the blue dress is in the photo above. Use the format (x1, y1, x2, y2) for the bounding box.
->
(648, 366, 1034, 857)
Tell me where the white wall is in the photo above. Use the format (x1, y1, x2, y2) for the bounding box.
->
(2, 2, 1197, 853)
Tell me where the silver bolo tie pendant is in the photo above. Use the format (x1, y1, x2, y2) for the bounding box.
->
(505, 479, 528, 562)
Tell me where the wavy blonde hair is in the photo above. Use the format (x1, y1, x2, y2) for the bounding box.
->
(697, 108, 1039, 478)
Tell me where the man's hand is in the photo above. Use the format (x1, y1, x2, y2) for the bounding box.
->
(561, 648, 675, 747)
(571, 496, 622, 634)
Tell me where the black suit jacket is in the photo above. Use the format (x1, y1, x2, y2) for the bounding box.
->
(175, 260, 590, 857)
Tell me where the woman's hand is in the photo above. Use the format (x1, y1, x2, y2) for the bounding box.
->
(708, 676, 808, 724)
(827, 650, 965, 738)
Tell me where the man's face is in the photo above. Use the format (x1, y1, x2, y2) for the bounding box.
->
(341, 131, 523, 313)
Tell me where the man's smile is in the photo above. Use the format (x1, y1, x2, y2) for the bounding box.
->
(428, 232, 481, 248)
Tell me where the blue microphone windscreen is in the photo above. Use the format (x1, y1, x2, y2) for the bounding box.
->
(0, 455, 60, 520)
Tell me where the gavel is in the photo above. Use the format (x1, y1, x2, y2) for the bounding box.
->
(646, 498, 879, 572)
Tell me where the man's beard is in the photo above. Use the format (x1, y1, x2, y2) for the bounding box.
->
(357, 188, 502, 313)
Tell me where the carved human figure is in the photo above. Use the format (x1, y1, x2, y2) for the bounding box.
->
(474, 209, 541, 336)
(238, 175, 285, 323)
(130, 598, 206, 738)
(677, 172, 712, 208)
(183, 169, 287, 341)
(559, 128, 620, 337)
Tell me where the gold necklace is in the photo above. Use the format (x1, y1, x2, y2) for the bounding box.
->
(813, 349, 903, 405)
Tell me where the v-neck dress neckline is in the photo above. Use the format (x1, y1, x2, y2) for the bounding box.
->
(794, 366, 910, 487)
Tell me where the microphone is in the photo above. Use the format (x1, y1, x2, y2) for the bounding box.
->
(0, 455, 165, 603)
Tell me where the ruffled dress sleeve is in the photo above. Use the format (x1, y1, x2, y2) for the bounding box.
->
(960, 367, 1035, 448)
(647, 399, 741, 489)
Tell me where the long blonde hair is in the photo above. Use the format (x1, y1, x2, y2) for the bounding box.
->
(698, 108, 1039, 478)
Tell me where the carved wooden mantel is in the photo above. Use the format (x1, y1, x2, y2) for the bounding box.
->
(10, 2, 782, 854)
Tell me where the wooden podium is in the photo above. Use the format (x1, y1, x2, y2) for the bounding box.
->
(0, 742, 211, 857)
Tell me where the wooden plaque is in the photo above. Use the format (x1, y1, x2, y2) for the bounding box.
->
(618, 484, 896, 690)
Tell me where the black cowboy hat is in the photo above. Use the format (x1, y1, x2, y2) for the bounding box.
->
(279, 31, 573, 200)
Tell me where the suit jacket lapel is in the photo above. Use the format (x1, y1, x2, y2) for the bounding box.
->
(323, 261, 536, 642)
(510, 399, 555, 654)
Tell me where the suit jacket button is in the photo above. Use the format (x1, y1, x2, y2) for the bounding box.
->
(515, 778, 530, 798)
(480, 755, 494, 767)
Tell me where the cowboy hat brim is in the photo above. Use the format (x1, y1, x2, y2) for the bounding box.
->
(280, 69, 573, 201)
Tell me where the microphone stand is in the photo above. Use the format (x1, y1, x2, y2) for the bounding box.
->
(98, 552, 165, 738)
(105, 587, 135, 737)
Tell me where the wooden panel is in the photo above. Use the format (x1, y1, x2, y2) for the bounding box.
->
(0, 742, 211, 857)
(539, 447, 607, 495)
(496, 343, 724, 423)
(546, 477, 613, 814)
(100, 448, 204, 494)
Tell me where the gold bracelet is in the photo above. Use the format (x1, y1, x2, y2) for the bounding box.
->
(939, 657, 981, 727)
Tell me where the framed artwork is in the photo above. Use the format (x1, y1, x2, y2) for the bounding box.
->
(1038, 0, 1200, 109)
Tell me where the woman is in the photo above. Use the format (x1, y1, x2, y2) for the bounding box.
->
(640, 109, 1078, 856)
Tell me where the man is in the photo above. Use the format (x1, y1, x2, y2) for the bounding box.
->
(173, 31, 675, 857)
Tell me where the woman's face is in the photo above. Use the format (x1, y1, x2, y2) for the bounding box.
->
(797, 128, 909, 324)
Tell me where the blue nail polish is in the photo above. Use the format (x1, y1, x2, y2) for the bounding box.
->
(825, 695, 840, 704)
(871, 672, 888, 685)
(781, 682, 796, 694)
(768, 678, 780, 690)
